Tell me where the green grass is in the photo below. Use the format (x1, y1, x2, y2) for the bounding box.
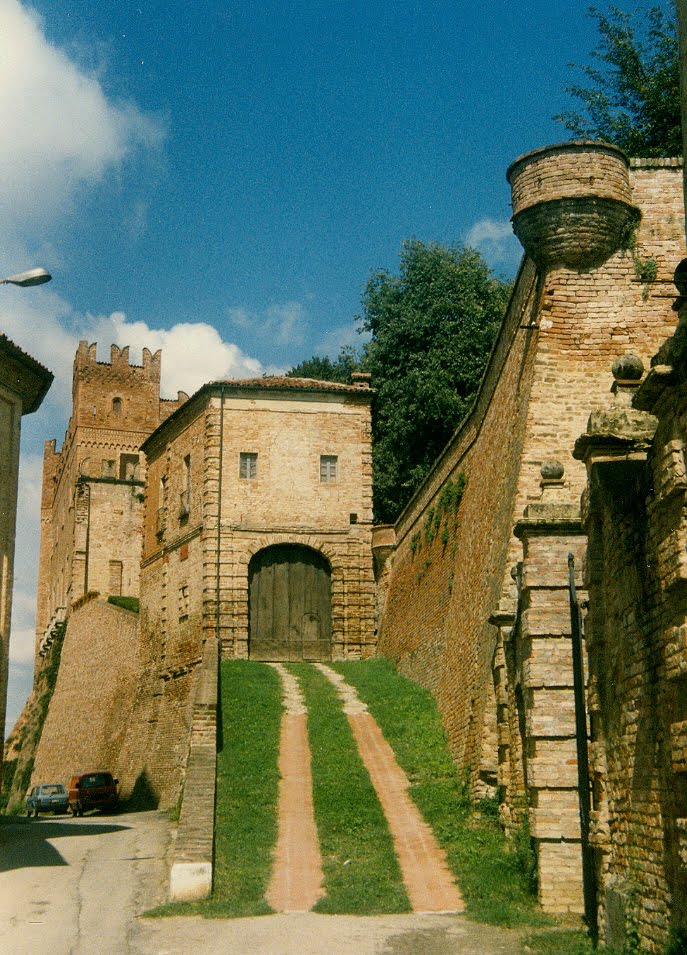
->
(333, 657, 551, 927)
(148, 659, 282, 918)
(289, 662, 410, 914)
(521, 928, 595, 954)
(107, 595, 140, 612)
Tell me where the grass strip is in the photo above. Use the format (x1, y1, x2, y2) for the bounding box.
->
(289, 662, 410, 914)
(334, 657, 551, 927)
(521, 928, 595, 954)
(148, 659, 282, 918)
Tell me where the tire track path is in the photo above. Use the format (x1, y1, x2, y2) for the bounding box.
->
(316, 664, 464, 914)
(266, 664, 324, 913)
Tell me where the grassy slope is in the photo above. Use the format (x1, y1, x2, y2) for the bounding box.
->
(289, 662, 409, 914)
(334, 657, 550, 927)
(150, 659, 282, 917)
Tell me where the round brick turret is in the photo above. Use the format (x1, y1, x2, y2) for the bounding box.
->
(507, 142, 640, 271)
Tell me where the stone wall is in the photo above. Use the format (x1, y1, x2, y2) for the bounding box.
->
(30, 597, 141, 794)
(0, 336, 52, 784)
(576, 353, 687, 951)
(377, 147, 685, 912)
(35, 341, 186, 656)
(122, 377, 376, 807)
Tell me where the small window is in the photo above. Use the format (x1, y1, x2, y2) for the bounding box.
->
(320, 455, 338, 483)
(101, 459, 116, 478)
(179, 584, 189, 622)
(239, 452, 258, 480)
(109, 560, 123, 596)
(180, 454, 191, 515)
(112, 397, 122, 416)
(119, 453, 139, 481)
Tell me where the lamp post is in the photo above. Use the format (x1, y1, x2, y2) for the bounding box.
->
(0, 268, 52, 287)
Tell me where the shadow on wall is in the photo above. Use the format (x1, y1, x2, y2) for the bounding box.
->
(123, 770, 158, 811)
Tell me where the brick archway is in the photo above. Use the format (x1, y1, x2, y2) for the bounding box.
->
(248, 544, 332, 661)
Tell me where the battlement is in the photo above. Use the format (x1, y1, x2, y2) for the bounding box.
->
(507, 141, 640, 271)
(74, 340, 162, 381)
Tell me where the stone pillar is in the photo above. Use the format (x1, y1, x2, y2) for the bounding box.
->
(514, 463, 586, 913)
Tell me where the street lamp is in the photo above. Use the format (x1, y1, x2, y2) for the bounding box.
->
(0, 268, 52, 287)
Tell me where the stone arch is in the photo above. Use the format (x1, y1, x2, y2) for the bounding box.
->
(248, 543, 332, 661)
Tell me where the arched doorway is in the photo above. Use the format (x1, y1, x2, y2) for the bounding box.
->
(248, 544, 332, 661)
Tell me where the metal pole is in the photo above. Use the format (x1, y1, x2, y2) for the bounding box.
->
(567, 553, 597, 942)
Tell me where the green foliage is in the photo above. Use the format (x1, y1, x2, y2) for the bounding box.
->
(664, 927, 687, 955)
(634, 256, 658, 284)
(107, 595, 140, 613)
(286, 346, 363, 384)
(522, 929, 595, 954)
(555, 4, 680, 157)
(512, 815, 538, 896)
(411, 474, 467, 560)
(290, 662, 410, 914)
(210, 660, 281, 916)
(334, 658, 550, 927)
(360, 241, 509, 523)
(287, 243, 509, 524)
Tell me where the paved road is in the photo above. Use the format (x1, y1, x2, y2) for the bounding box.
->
(0, 810, 170, 955)
(0, 809, 537, 954)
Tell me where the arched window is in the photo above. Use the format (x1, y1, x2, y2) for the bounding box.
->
(112, 397, 122, 416)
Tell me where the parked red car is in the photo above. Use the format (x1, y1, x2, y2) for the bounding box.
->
(68, 772, 118, 815)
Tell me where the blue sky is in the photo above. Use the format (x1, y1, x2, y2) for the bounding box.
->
(2, 0, 673, 731)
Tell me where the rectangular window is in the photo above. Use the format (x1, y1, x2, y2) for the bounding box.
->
(119, 453, 139, 481)
(320, 455, 338, 483)
(109, 560, 123, 596)
(180, 454, 191, 515)
(239, 452, 258, 480)
(178, 584, 189, 622)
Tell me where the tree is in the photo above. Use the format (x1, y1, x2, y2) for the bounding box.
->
(361, 240, 510, 523)
(287, 241, 510, 524)
(286, 347, 362, 384)
(555, 4, 680, 157)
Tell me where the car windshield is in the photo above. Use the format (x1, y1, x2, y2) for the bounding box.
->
(42, 785, 65, 794)
(81, 774, 112, 788)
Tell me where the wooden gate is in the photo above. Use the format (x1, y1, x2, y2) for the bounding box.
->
(248, 544, 332, 661)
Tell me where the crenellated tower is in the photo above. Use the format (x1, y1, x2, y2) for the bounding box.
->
(35, 341, 188, 662)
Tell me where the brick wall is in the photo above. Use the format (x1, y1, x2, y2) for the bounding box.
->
(124, 378, 376, 806)
(377, 151, 685, 913)
(34, 341, 184, 656)
(577, 354, 687, 950)
(30, 598, 140, 792)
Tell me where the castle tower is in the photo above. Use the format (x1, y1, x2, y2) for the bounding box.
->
(35, 341, 185, 661)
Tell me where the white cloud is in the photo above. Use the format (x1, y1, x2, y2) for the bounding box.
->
(465, 217, 522, 272)
(227, 301, 308, 349)
(0, 0, 163, 238)
(9, 453, 44, 667)
(314, 321, 368, 358)
(88, 312, 265, 397)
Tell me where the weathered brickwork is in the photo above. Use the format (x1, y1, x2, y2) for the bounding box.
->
(122, 377, 375, 807)
(30, 597, 141, 792)
(0, 337, 52, 779)
(377, 147, 685, 912)
(35, 341, 187, 659)
(576, 357, 687, 950)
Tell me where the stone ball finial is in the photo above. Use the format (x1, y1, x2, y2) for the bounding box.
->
(540, 460, 564, 481)
(612, 353, 644, 381)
